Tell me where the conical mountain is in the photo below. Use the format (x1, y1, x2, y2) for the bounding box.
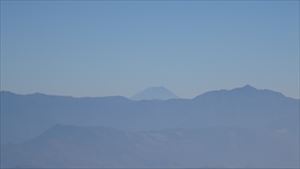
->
(131, 86, 178, 100)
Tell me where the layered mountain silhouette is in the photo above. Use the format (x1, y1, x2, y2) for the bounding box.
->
(131, 86, 178, 100)
(1, 85, 299, 168)
(1, 85, 298, 144)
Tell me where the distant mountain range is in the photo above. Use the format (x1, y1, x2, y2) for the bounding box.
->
(131, 86, 178, 100)
(1, 85, 299, 168)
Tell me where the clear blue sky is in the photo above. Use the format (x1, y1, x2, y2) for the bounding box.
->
(1, 1, 299, 98)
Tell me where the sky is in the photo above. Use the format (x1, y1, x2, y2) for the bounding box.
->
(0, 1, 299, 98)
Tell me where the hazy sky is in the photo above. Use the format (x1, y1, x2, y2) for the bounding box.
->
(1, 1, 299, 98)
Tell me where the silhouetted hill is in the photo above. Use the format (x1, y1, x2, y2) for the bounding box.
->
(131, 86, 178, 100)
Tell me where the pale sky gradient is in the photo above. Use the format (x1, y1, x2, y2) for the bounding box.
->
(1, 1, 299, 98)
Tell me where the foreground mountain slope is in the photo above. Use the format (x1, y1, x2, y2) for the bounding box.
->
(1, 124, 299, 168)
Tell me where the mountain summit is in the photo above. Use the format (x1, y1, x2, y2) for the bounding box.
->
(131, 86, 178, 100)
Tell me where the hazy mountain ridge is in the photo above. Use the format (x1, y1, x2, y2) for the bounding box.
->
(1, 85, 299, 144)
